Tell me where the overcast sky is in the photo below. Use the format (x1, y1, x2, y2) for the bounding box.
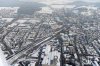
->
(20, 0, 100, 5)
(21, 0, 100, 2)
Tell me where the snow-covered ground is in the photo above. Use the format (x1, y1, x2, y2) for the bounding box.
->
(16, 20, 27, 24)
(0, 48, 10, 66)
(38, 7, 53, 14)
(2, 18, 14, 22)
(76, 6, 98, 10)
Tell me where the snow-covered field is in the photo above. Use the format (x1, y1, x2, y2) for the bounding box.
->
(2, 18, 14, 22)
(0, 48, 10, 66)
